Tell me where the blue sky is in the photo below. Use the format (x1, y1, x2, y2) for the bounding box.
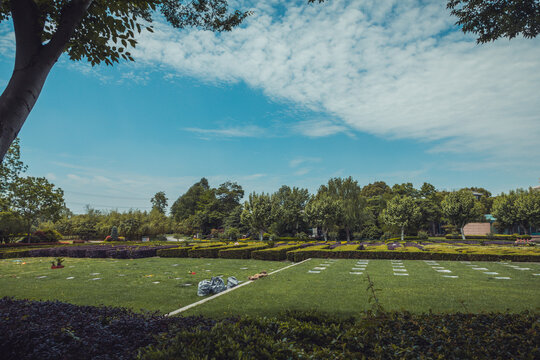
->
(1, 0, 539, 213)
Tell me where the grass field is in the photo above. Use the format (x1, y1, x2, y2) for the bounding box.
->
(1, 257, 539, 317)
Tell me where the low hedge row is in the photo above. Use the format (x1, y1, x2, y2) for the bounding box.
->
(156, 246, 192, 258)
(188, 244, 248, 258)
(445, 234, 531, 240)
(0, 249, 30, 259)
(251, 244, 306, 261)
(287, 249, 540, 262)
(218, 244, 270, 259)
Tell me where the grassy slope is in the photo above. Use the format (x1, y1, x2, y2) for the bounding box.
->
(0, 257, 283, 314)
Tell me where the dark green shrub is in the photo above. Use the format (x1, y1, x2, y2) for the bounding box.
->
(188, 244, 248, 258)
(252, 244, 304, 261)
(156, 247, 191, 258)
(218, 244, 269, 259)
(417, 230, 429, 240)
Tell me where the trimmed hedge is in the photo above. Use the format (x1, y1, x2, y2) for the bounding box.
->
(188, 244, 248, 258)
(218, 244, 270, 259)
(252, 244, 306, 261)
(0, 249, 30, 259)
(156, 246, 192, 258)
(445, 234, 531, 240)
(287, 249, 540, 262)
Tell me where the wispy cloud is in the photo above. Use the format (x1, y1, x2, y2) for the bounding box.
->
(130, 0, 539, 162)
(289, 157, 322, 168)
(292, 119, 352, 138)
(184, 125, 266, 138)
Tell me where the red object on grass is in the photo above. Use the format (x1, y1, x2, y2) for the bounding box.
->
(189, 272, 196, 275)
(51, 265, 64, 269)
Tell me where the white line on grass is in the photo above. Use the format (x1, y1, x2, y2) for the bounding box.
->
(166, 258, 312, 316)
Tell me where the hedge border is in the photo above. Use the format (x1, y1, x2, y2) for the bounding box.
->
(287, 249, 540, 262)
(218, 244, 270, 259)
(252, 244, 306, 261)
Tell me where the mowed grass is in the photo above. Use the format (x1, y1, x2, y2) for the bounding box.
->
(183, 259, 540, 318)
(1, 257, 539, 317)
(0, 257, 283, 313)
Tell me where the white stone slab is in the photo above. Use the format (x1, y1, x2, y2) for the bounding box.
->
(494, 277, 511, 280)
(174, 277, 182, 280)
(313, 267, 327, 270)
(472, 268, 489, 271)
(460, 261, 471, 264)
(181, 283, 192, 286)
(442, 275, 459, 278)
(90, 278, 101, 281)
(152, 281, 160, 284)
(308, 270, 321, 274)
(66, 277, 74, 280)
(36, 276, 47, 279)
(351, 268, 365, 271)
(483, 272, 499, 275)
(90, 272, 100, 275)
(118, 274, 126, 277)
(205, 270, 211, 272)
(240, 267, 248, 270)
(350, 272, 363, 275)
(436, 270, 452, 273)
(514, 268, 530, 271)
(393, 265, 405, 268)
(432, 267, 445, 269)
(393, 269, 408, 272)
(394, 273, 409, 276)
(172, 264, 178, 266)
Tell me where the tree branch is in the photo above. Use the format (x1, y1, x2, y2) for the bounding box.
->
(44, 0, 94, 62)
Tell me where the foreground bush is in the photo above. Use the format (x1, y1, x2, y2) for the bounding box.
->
(0, 297, 216, 360)
(1, 298, 537, 359)
(141, 310, 538, 360)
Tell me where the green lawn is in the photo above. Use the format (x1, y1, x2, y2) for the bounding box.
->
(0, 257, 283, 313)
(1, 257, 539, 317)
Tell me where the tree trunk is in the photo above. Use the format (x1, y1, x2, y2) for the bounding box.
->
(460, 226, 466, 240)
(259, 230, 263, 241)
(346, 227, 350, 242)
(323, 229, 328, 242)
(400, 227, 404, 241)
(0, 0, 93, 161)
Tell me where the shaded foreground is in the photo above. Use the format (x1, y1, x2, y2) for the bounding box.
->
(1, 297, 538, 360)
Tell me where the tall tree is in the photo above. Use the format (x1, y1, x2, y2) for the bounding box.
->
(447, 0, 540, 43)
(441, 189, 482, 239)
(0, 1, 327, 161)
(382, 196, 421, 241)
(0, 0, 250, 161)
(170, 178, 211, 221)
(150, 191, 168, 214)
(0, 137, 26, 205)
(305, 190, 343, 241)
(241, 192, 272, 241)
(9, 176, 65, 236)
(270, 185, 310, 236)
(515, 189, 540, 234)
(215, 181, 244, 215)
(324, 177, 369, 241)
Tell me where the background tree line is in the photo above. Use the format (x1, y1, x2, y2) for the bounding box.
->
(1, 140, 539, 242)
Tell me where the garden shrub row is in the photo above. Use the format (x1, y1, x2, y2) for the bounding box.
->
(156, 246, 192, 258)
(445, 234, 531, 240)
(218, 244, 270, 259)
(15, 245, 178, 259)
(3, 297, 537, 360)
(0, 249, 30, 259)
(287, 249, 540, 262)
(251, 244, 306, 261)
(187, 244, 248, 258)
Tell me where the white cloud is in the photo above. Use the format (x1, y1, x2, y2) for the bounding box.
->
(289, 157, 322, 168)
(131, 0, 540, 162)
(184, 125, 266, 138)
